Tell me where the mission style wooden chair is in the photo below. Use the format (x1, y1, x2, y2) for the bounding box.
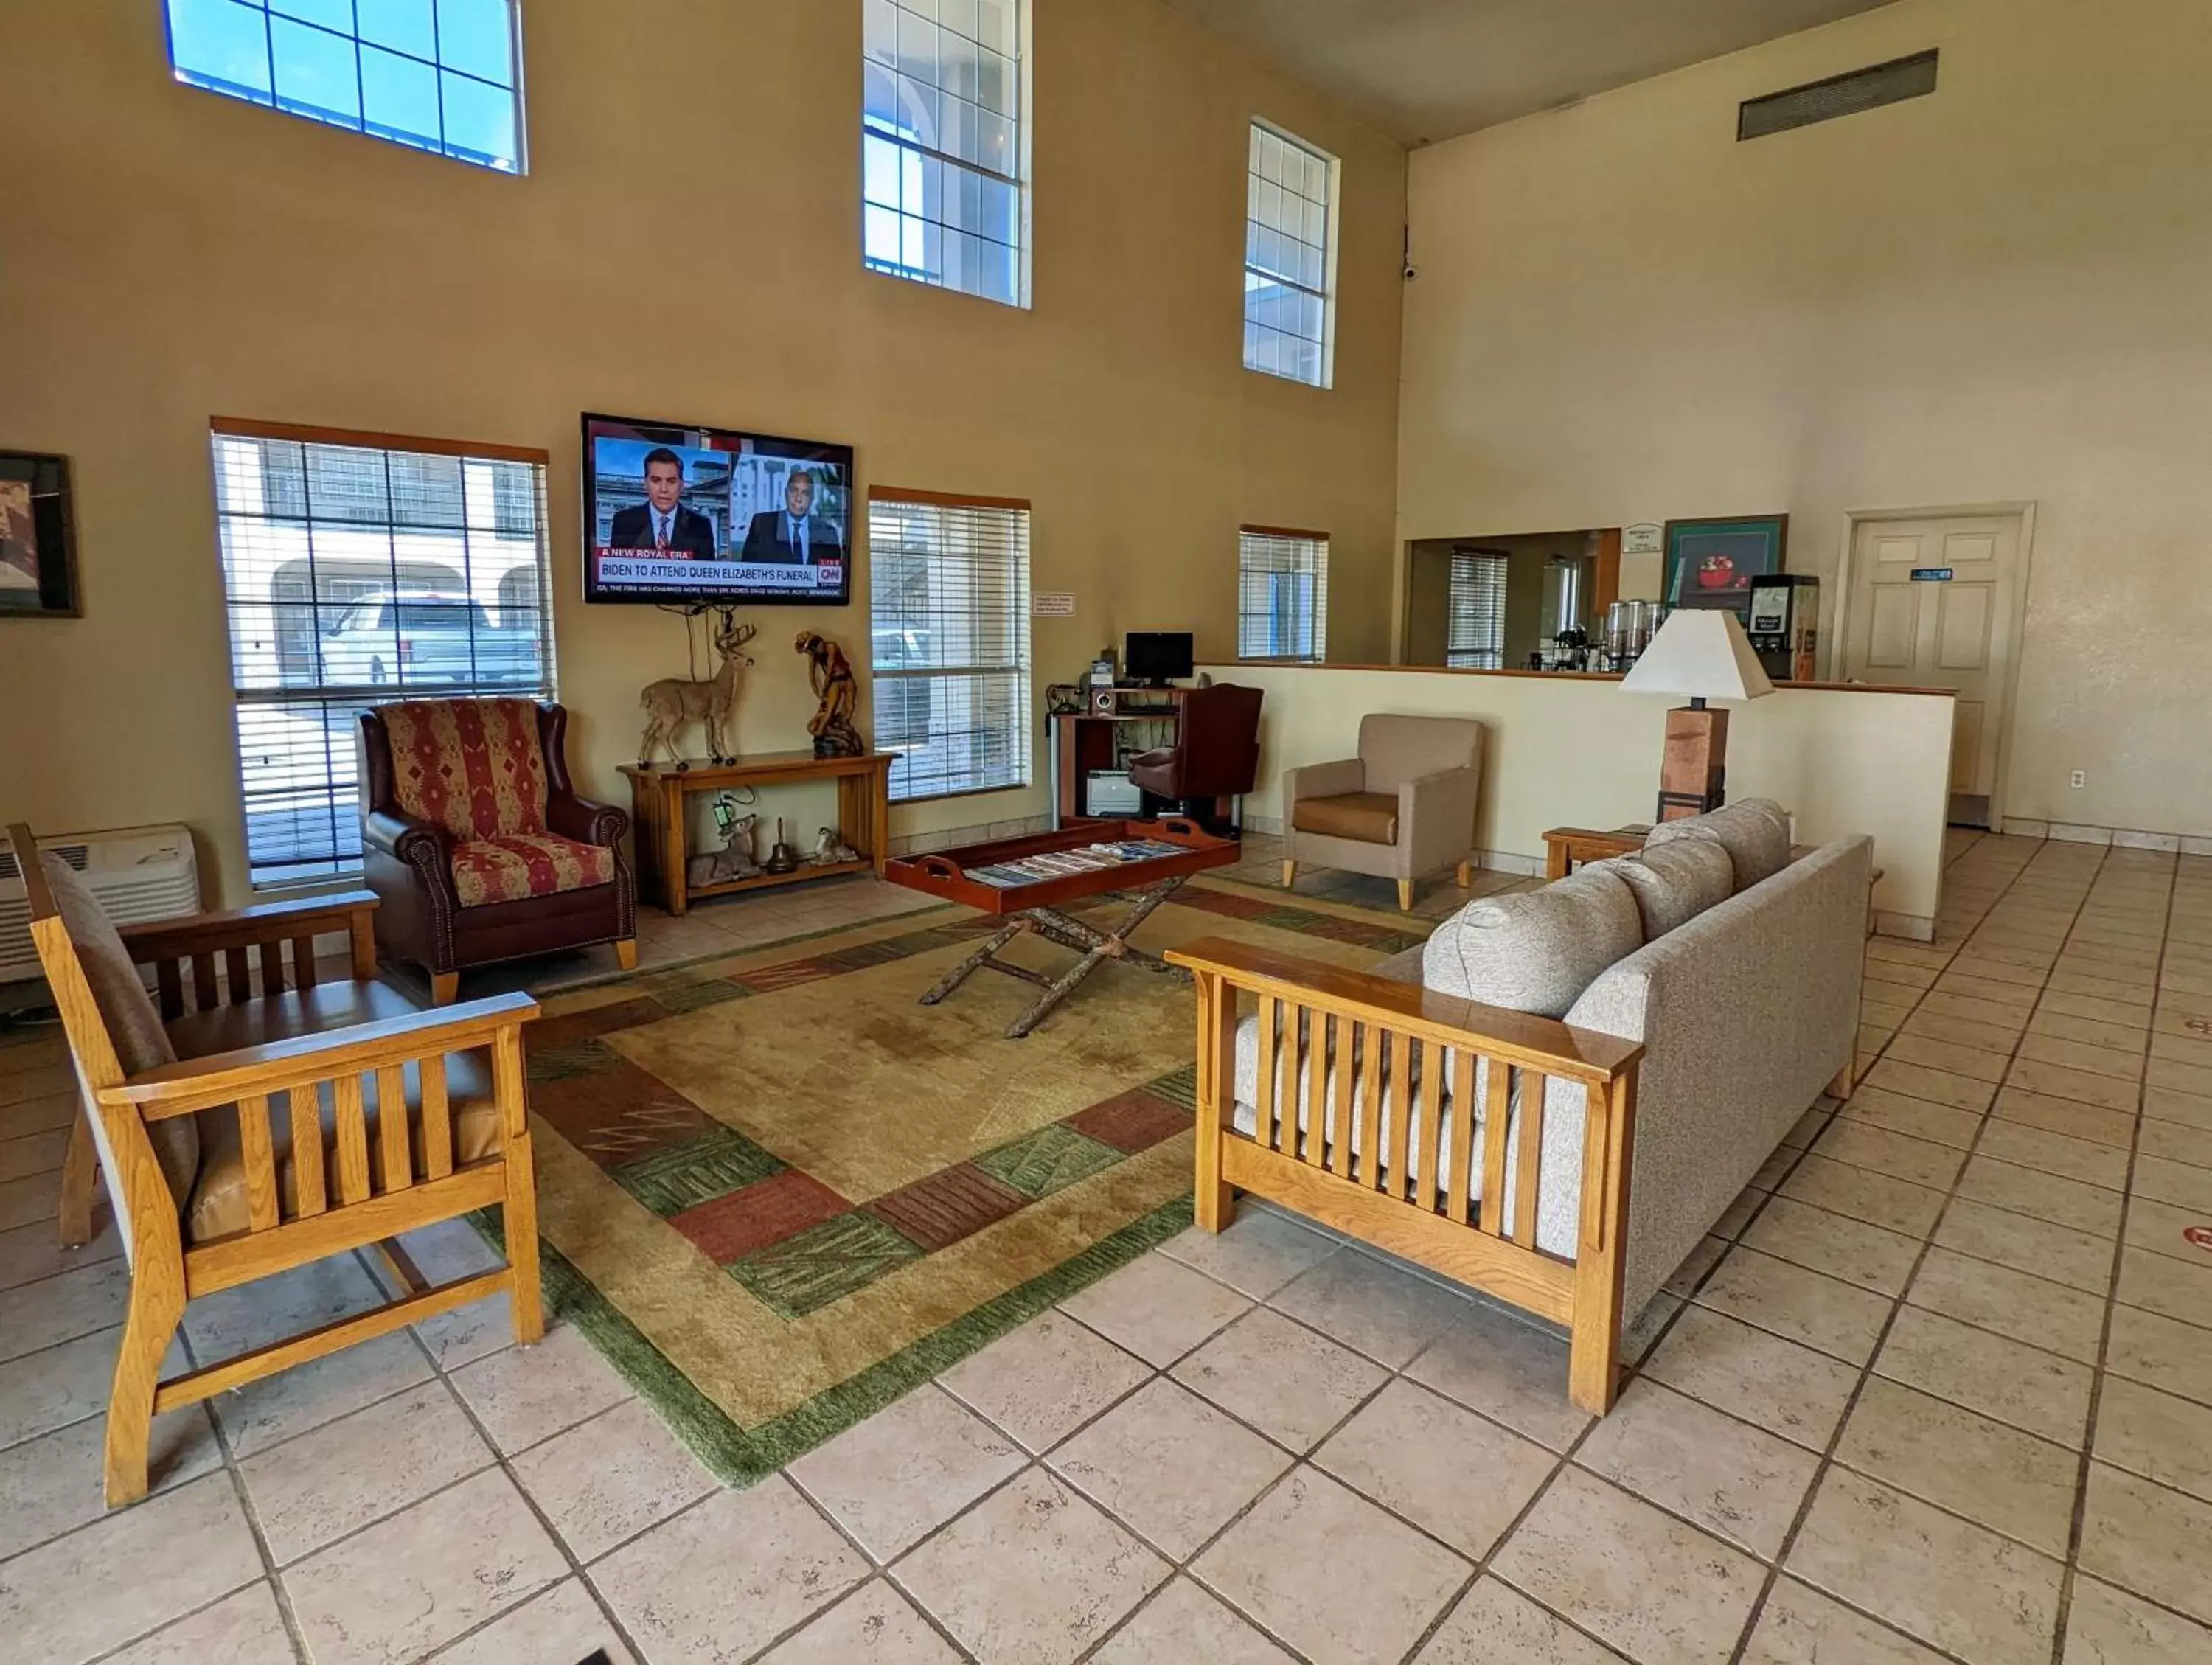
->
(12, 824, 544, 1507)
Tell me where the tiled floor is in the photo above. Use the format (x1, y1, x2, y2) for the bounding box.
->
(4, 833, 2212, 1662)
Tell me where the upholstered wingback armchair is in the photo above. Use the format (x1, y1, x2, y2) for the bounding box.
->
(1126, 683, 1264, 825)
(1281, 712, 1484, 911)
(360, 698, 635, 1001)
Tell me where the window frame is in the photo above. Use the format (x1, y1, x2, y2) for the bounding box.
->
(207, 417, 557, 889)
(1242, 119, 1340, 389)
(866, 484, 1034, 805)
(1237, 524, 1330, 665)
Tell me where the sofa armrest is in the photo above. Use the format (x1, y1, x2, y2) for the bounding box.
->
(1399, 765, 1483, 875)
(1284, 757, 1364, 809)
(362, 807, 450, 866)
(546, 793, 629, 848)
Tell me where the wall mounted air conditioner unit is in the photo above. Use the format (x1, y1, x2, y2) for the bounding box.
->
(0, 825, 201, 984)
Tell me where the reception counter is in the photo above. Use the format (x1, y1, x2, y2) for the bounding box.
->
(1200, 664, 1955, 939)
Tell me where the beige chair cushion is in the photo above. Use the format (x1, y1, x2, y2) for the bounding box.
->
(1422, 864, 1642, 1017)
(167, 980, 501, 1244)
(1644, 798, 1791, 892)
(41, 854, 196, 1209)
(1292, 792, 1399, 845)
(1593, 840, 1735, 940)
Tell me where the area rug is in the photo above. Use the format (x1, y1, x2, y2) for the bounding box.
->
(481, 876, 1430, 1484)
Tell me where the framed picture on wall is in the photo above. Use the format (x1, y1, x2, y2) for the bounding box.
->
(1662, 515, 1787, 614)
(0, 450, 80, 618)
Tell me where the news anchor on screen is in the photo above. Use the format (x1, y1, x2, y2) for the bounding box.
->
(609, 448, 718, 557)
(742, 470, 844, 566)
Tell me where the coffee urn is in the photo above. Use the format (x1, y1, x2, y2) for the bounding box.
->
(1747, 575, 1819, 681)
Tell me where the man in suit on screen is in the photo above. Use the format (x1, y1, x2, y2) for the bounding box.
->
(608, 448, 718, 557)
(741, 470, 844, 566)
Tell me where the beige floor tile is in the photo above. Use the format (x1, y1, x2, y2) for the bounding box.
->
(1781, 1105, 1834, 1150)
(1935, 974, 2042, 1014)
(1779, 1154, 1947, 1238)
(1909, 1246, 2107, 1362)
(1169, 1307, 1387, 1453)
(1312, 1378, 1553, 1559)
(2124, 1195, 2212, 1266)
(2093, 1376, 2212, 1504)
(2040, 988, 2153, 1029)
(0, 1259, 129, 1366)
(411, 1287, 518, 1372)
(2051, 970, 2157, 1007)
(594, 1479, 869, 1661)
(1662, 1233, 1731, 1297)
(2143, 1085, 2212, 1132)
(2106, 1303, 2212, 1410)
(1267, 1246, 1471, 1368)
(1576, 1377, 1818, 1558)
(1837, 1377, 2079, 1555)
(1978, 1121, 2131, 1189)
(1947, 953, 2048, 990)
(1058, 1251, 1253, 1368)
(2018, 1032, 2147, 1084)
(0, 1172, 54, 1232)
(1840, 1086, 1984, 1150)
(2150, 1028, 2212, 1070)
(2114, 1243, 2212, 1327)
(1492, 1465, 1761, 1664)
(1155, 1209, 1339, 1300)
(509, 1397, 718, 1565)
(1644, 1304, 1860, 1450)
(2008, 1057, 2140, 1113)
(895, 1467, 1169, 1665)
(1742, 1578, 1952, 1663)
(788, 1384, 1025, 1563)
(1091, 1577, 1297, 1665)
(1194, 1467, 1468, 1665)
(1920, 990, 2039, 1032)
(1713, 1186, 1767, 1239)
(1050, 1377, 1291, 1558)
(2149, 1054, 2212, 1099)
(0, 1327, 121, 1450)
(1865, 958, 1941, 994)
(1877, 1305, 2092, 1448)
(2062, 1574, 2212, 1665)
(0, 1405, 222, 1562)
(1902, 1008, 2027, 1056)
(1741, 1196, 1923, 1296)
(2078, 1463, 2212, 1627)
(438, 1579, 636, 1665)
(1405, 1304, 1590, 1450)
(2134, 1153, 2212, 1212)
(1994, 1087, 2136, 1150)
(1693, 1248, 1895, 1365)
(2137, 1116, 2212, 1169)
(1787, 1467, 2061, 1665)
(0, 1217, 120, 1296)
(100, 1582, 296, 1665)
(0, 1471, 264, 1665)
(936, 1310, 1155, 1456)
(1885, 1032, 2012, 1084)
(1955, 1155, 2125, 1237)
(2031, 1008, 2149, 1054)
(215, 1325, 438, 1453)
(1622, 1290, 1686, 1364)
(1415, 1579, 1622, 1663)
(1863, 1057, 1998, 1116)
(1936, 1196, 2118, 1294)
(241, 1378, 494, 1565)
(757, 1579, 960, 1664)
(447, 1326, 632, 1456)
(1815, 1120, 1972, 1193)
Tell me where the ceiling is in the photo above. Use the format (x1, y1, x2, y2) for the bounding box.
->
(1160, 0, 1901, 145)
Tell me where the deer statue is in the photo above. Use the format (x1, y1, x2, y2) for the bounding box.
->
(639, 618, 757, 771)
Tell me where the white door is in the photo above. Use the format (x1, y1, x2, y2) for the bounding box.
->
(1841, 513, 2023, 815)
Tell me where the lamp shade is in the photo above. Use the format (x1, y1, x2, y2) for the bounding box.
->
(1619, 610, 1774, 702)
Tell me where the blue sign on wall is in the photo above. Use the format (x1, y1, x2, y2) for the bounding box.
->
(1909, 568, 1954, 582)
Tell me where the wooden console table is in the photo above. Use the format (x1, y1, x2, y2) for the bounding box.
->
(620, 751, 894, 916)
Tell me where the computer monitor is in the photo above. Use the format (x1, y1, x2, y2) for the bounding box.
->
(1124, 631, 1194, 686)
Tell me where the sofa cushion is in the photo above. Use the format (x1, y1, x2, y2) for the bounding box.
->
(450, 832, 616, 908)
(382, 698, 550, 842)
(1644, 797, 1791, 891)
(1422, 864, 1642, 1018)
(41, 853, 196, 1209)
(1291, 792, 1399, 845)
(1594, 839, 1735, 940)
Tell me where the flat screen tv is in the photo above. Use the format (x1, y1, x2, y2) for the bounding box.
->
(1124, 631, 1194, 685)
(582, 413, 854, 607)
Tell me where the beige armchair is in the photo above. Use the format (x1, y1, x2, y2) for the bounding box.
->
(1281, 714, 1484, 910)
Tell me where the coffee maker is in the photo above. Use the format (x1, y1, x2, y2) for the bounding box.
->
(1747, 575, 1819, 681)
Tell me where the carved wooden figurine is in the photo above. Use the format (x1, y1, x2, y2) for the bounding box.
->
(796, 630, 864, 758)
(640, 619, 757, 770)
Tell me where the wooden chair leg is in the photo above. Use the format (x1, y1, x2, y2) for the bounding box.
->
(614, 938, 639, 972)
(105, 1270, 183, 1507)
(58, 1105, 99, 1248)
(430, 972, 460, 1006)
(503, 1137, 545, 1346)
(1456, 859, 1474, 889)
(1280, 859, 1296, 889)
(1397, 879, 1414, 912)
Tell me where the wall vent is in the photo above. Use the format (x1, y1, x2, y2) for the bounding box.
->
(1739, 49, 1938, 141)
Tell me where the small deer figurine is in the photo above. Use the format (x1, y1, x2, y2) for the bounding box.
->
(639, 619, 757, 771)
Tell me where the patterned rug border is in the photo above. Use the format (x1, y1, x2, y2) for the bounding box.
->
(533, 897, 959, 998)
(470, 1191, 1194, 1487)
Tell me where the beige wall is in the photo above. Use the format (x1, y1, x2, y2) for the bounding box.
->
(1205, 664, 1956, 934)
(1397, 0, 2212, 839)
(0, 0, 1405, 902)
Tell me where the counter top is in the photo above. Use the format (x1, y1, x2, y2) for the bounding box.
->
(1211, 662, 1957, 697)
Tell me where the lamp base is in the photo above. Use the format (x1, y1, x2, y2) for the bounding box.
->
(1658, 706, 1728, 822)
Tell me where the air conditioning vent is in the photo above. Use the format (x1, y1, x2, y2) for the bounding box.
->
(1739, 49, 1938, 141)
(0, 825, 201, 984)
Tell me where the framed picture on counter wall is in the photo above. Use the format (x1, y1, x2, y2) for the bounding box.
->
(0, 450, 80, 618)
(1663, 514, 1787, 614)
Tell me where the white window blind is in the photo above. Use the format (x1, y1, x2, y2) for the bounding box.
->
(869, 490, 1032, 802)
(1237, 528, 1329, 663)
(1244, 122, 1338, 387)
(209, 422, 555, 886)
(863, 0, 1030, 308)
(164, 0, 524, 172)
(1446, 549, 1509, 669)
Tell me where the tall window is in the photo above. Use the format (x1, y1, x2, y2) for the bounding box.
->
(1238, 527, 1329, 663)
(1244, 122, 1338, 388)
(209, 421, 554, 886)
(869, 490, 1032, 802)
(1446, 549, 1509, 670)
(164, 0, 524, 173)
(863, 0, 1030, 308)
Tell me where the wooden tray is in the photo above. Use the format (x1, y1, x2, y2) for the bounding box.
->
(883, 817, 1241, 915)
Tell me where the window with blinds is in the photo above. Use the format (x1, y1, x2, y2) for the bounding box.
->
(1244, 122, 1338, 387)
(209, 422, 555, 886)
(868, 490, 1032, 802)
(1237, 528, 1329, 662)
(164, 0, 524, 173)
(863, 0, 1030, 308)
(1446, 549, 1509, 669)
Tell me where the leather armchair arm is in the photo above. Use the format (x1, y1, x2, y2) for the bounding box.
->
(546, 793, 630, 848)
(362, 807, 450, 867)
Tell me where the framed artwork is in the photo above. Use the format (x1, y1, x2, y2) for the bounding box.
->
(0, 451, 80, 618)
(1662, 515, 1787, 614)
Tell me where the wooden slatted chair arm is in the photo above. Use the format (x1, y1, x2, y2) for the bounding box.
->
(116, 889, 379, 956)
(122, 889, 381, 1001)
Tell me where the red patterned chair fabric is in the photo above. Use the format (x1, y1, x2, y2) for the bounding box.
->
(451, 832, 618, 908)
(381, 699, 552, 842)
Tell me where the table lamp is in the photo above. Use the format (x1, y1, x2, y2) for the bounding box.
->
(1620, 610, 1773, 821)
